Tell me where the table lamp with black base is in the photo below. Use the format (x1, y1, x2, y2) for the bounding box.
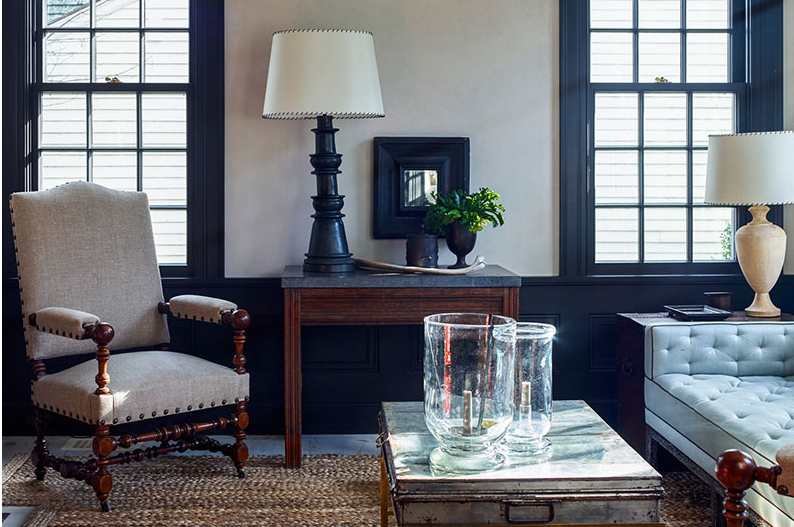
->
(262, 29, 385, 273)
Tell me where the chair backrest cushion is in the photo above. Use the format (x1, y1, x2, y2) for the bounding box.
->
(10, 182, 170, 359)
(646, 322, 794, 379)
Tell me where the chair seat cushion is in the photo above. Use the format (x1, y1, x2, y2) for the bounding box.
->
(32, 351, 249, 425)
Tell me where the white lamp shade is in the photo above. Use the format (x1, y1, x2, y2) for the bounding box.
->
(262, 29, 384, 119)
(705, 131, 794, 205)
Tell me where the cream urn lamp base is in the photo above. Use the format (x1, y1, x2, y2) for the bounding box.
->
(735, 205, 786, 318)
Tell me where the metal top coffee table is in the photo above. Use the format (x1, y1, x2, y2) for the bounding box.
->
(378, 400, 664, 526)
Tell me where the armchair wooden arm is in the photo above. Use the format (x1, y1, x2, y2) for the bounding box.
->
(29, 310, 115, 395)
(158, 301, 250, 374)
(716, 448, 789, 527)
(161, 294, 238, 324)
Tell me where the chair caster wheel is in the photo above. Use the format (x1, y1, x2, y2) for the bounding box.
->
(100, 501, 111, 513)
(237, 469, 247, 479)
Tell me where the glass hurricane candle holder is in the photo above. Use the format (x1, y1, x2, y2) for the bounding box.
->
(424, 313, 516, 474)
(502, 322, 556, 457)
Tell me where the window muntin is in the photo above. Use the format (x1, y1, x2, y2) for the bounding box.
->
(36, 0, 189, 265)
(589, 0, 738, 266)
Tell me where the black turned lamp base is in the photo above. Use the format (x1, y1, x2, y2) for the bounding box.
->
(303, 115, 355, 274)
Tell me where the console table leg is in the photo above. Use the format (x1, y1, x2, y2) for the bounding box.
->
(380, 455, 389, 527)
(284, 289, 302, 468)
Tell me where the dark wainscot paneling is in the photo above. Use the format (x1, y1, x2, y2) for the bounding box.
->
(3, 275, 793, 438)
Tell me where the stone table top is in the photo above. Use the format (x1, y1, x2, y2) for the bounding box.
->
(281, 264, 520, 289)
(379, 400, 662, 494)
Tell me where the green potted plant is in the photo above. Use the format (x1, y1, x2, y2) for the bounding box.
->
(423, 188, 505, 268)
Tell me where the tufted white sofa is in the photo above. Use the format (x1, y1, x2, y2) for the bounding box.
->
(644, 322, 794, 526)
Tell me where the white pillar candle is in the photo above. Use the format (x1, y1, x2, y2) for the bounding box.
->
(520, 381, 532, 416)
(462, 390, 473, 436)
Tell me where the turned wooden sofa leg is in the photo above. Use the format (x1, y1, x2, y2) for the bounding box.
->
(230, 401, 250, 478)
(91, 425, 116, 512)
(32, 408, 48, 481)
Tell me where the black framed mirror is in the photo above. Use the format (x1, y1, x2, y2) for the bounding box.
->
(373, 137, 470, 238)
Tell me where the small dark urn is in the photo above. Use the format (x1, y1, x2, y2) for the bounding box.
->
(446, 220, 477, 269)
(406, 234, 439, 268)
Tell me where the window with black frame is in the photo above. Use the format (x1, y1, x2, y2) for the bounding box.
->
(35, 0, 190, 265)
(585, 0, 750, 273)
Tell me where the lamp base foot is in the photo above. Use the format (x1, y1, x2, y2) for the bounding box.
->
(303, 257, 355, 274)
(745, 293, 781, 318)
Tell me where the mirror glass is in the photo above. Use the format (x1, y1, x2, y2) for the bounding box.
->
(402, 169, 438, 207)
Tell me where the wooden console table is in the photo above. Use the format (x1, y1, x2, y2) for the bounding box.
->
(281, 265, 520, 468)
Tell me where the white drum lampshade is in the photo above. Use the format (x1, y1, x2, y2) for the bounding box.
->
(263, 29, 384, 119)
(261, 29, 384, 273)
(705, 131, 794, 317)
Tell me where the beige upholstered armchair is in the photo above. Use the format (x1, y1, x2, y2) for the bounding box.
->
(9, 182, 251, 512)
(716, 444, 794, 526)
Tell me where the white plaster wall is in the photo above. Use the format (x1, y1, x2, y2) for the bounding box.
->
(224, 0, 559, 277)
(785, 0, 794, 274)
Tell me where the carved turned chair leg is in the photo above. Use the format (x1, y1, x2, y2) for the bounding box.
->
(221, 308, 250, 478)
(230, 401, 250, 478)
(91, 425, 117, 512)
(32, 407, 49, 481)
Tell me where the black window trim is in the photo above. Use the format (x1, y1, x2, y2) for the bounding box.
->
(2, 0, 225, 281)
(560, 0, 784, 278)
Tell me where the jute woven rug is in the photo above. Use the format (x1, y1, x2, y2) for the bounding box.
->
(2, 453, 709, 527)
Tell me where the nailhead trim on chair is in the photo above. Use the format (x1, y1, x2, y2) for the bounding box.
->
(172, 311, 227, 325)
(31, 325, 89, 340)
(32, 396, 251, 425)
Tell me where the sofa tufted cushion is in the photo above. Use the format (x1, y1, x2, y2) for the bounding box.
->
(645, 323, 794, 380)
(32, 351, 249, 425)
(646, 374, 794, 523)
(649, 374, 794, 463)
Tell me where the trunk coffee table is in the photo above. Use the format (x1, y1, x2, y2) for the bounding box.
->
(378, 400, 664, 526)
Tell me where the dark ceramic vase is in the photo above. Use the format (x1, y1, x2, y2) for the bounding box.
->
(406, 234, 439, 268)
(446, 220, 477, 269)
